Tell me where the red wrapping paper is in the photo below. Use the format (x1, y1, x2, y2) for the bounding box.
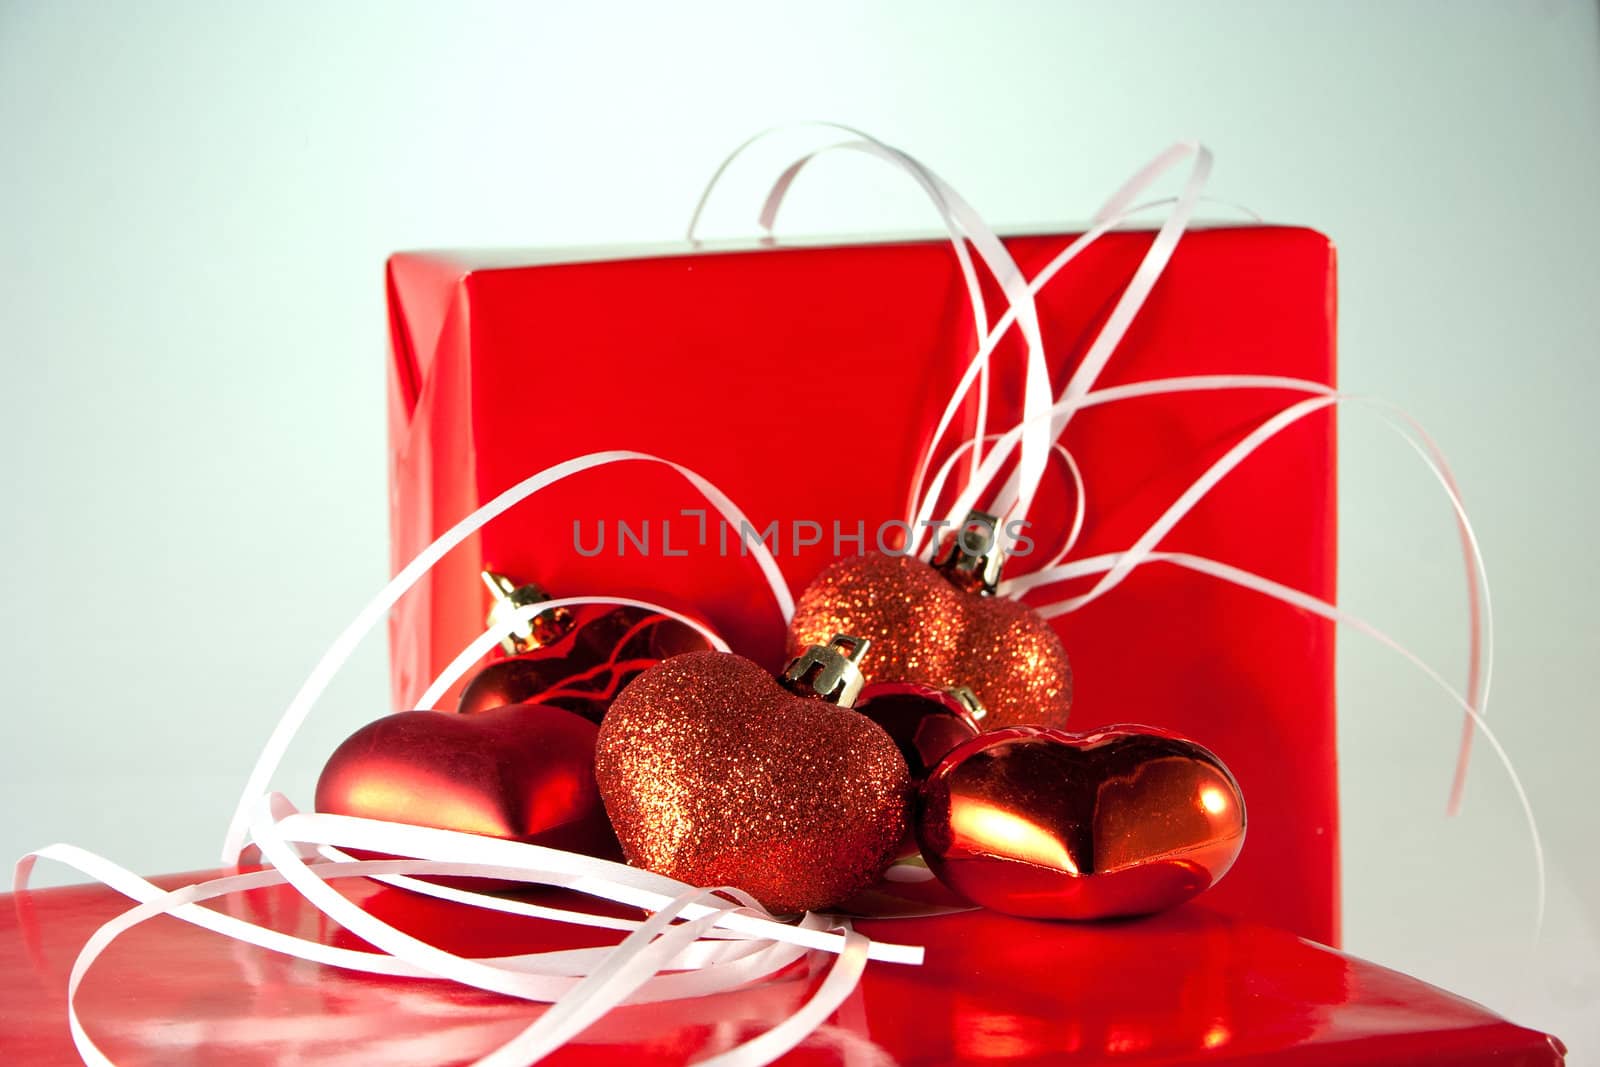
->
(0, 873, 1563, 1065)
(385, 226, 1339, 945)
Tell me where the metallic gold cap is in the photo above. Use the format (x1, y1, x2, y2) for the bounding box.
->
(482, 570, 574, 654)
(948, 685, 988, 723)
(782, 633, 872, 708)
(933, 511, 1005, 595)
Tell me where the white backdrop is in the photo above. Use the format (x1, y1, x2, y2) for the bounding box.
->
(2, 0, 1596, 1058)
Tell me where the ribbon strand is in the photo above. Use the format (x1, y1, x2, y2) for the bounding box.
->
(690, 122, 1054, 558)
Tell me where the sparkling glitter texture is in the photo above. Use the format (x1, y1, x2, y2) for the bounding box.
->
(789, 554, 1073, 729)
(594, 650, 912, 913)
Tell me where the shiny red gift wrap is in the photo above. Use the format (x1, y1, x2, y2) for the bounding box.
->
(387, 227, 1340, 945)
(0, 874, 1564, 1065)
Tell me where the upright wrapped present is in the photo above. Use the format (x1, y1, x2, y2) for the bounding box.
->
(385, 224, 1341, 944)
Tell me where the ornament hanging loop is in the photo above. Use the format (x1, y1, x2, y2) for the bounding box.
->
(782, 634, 872, 707)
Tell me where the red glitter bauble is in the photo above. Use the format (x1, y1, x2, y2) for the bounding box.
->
(789, 554, 1072, 729)
(594, 650, 911, 914)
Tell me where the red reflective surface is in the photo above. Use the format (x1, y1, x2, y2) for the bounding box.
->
(386, 227, 1342, 944)
(1, 871, 1563, 1064)
(917, 726, 1246, 920)
(855, 680, 982, 779)
(458, 603, 714, 722)
(315, 703, 620, 862)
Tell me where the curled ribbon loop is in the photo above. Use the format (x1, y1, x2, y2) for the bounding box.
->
(932, 143, 1215, 538)
(689, 122, 1054, 558)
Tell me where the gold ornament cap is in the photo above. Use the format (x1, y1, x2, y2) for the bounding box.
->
(482, 570, 575, 654)
(933, 511, 1005, 595)
(947, 685, 988, 723)
(782, 634, 872, 708)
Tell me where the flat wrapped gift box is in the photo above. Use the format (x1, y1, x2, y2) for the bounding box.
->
(386, 227, 1339, 946)
(0, 872, 1564, 1064)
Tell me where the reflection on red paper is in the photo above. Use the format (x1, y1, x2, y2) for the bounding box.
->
(5, 869, 1561, 1065)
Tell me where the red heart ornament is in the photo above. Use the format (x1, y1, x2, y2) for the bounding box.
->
(459, 572, 713, 722)
(855, 681, 983, 779)
(595, 649, 912, 913)
(789, 553, 1072, 730)
(853, 681, 983, 861)
(316, 703, 619, 860)
(917, 725, 1245, 920)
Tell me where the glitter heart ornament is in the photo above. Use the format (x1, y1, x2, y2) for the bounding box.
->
(788, 521, 1072, 729)
(916, 725, 1246, 920)
(594, 640, 912, 913)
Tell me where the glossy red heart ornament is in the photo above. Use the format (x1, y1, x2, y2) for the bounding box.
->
(459, 601, 713, 723)
(316, 703, 619, 860)
(855, 680, 983, 779)
(789, 553, 1072, 730)
(917, 725, 1245, 919)
(853, 680, 983, 861)
(595, 649, 912, 913)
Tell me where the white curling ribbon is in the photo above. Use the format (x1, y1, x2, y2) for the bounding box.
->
(261, 805, 917, 965)
(20, 802, 921, 1067)
(250, 802, 909, 1066)
(967, 379, 1532, 928)
(904, 180, 1233, 557)
(916, 434, 1090, 567)
(934, 372, 1494, 831)
(221, 448, 796, 864)
(974, 373, 1491, 787)
(968, 372, 1493, 815)
(693, 124, 997, 490)
(14, 842, 853, 988)
(890, 184, 1261, 555)
(758, 136, 1056, 537)
(691, 123, 1055, 556)
(15, 847, 787, 986)
(932, 144, 1215, 541)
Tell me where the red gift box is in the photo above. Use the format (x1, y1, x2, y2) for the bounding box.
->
(0, 872, 1565, 1065)
(386, 225, 1340, 946)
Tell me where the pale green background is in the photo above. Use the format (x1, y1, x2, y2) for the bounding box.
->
(2, 0, 1596, 1058)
